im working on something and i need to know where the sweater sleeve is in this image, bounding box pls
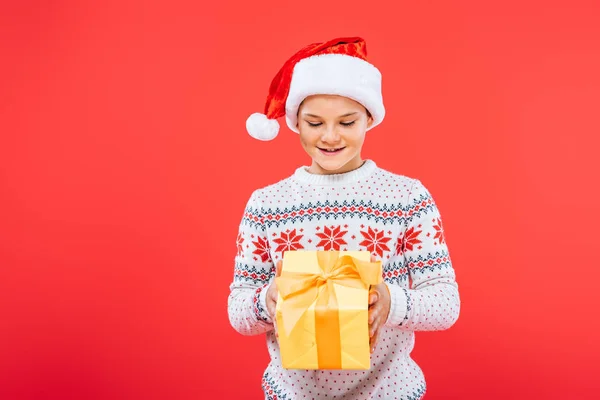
[383,179,460,331]
[227,190,276,336]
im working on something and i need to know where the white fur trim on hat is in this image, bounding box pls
[246,112,280,141]
[284,53,385,133]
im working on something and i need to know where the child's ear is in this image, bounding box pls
[367,115,374,128]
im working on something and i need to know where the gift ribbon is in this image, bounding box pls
[276,251,382,369]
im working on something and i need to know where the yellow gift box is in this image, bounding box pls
[275,250,382,370]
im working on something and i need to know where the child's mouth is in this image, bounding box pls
[318,147,345,156]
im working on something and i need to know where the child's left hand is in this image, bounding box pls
[368,254,391,353]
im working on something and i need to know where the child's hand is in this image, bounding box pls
[368,254,390,353]
[266,260,283,321]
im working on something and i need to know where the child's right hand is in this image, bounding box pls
[266,260,283,320]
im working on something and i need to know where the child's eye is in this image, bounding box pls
[307,121,322,127]
[340,121,356,127]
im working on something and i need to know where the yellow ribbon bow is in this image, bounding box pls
[276,251,382,369]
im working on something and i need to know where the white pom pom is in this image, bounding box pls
[246,113,280,141]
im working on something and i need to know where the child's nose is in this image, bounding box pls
[321,127,341,142]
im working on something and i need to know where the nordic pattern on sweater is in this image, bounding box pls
[228,160,460,400]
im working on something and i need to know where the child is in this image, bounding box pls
[228,37,460,400]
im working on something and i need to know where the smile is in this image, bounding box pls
[318,147,345,156]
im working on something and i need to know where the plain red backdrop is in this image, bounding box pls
[1,0,599,399]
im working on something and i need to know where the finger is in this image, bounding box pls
[369,301,380,323]
[369,311,380,336]
[369,292,379,305]
[370,254,377,262]
[268,296,277,318]
[370,319,382,353]
[276,260,283,277]
[369,308,378,325]
[268,291,277,312]
[370,330,380,353]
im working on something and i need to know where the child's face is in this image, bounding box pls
[297,95,373,175]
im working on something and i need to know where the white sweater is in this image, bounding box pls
[228,160,460,400]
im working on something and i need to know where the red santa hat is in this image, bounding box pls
[246,37,385,141]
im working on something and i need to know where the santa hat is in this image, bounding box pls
[246,37,385,141]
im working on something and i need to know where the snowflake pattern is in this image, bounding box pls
[316,225,348,250]
[251,235,271,262]
[403,226,423,253]
[273,228,304,254]
[433,217,445,245]
[395,235,404,257]
[358,226,391,258]
[236,232,244,256]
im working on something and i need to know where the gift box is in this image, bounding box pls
[275,250,382,370]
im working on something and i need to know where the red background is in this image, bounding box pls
[1,0,599,398]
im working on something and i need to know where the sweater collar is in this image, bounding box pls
[292,159,377,186]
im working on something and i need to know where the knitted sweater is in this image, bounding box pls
[228,160,460,400]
